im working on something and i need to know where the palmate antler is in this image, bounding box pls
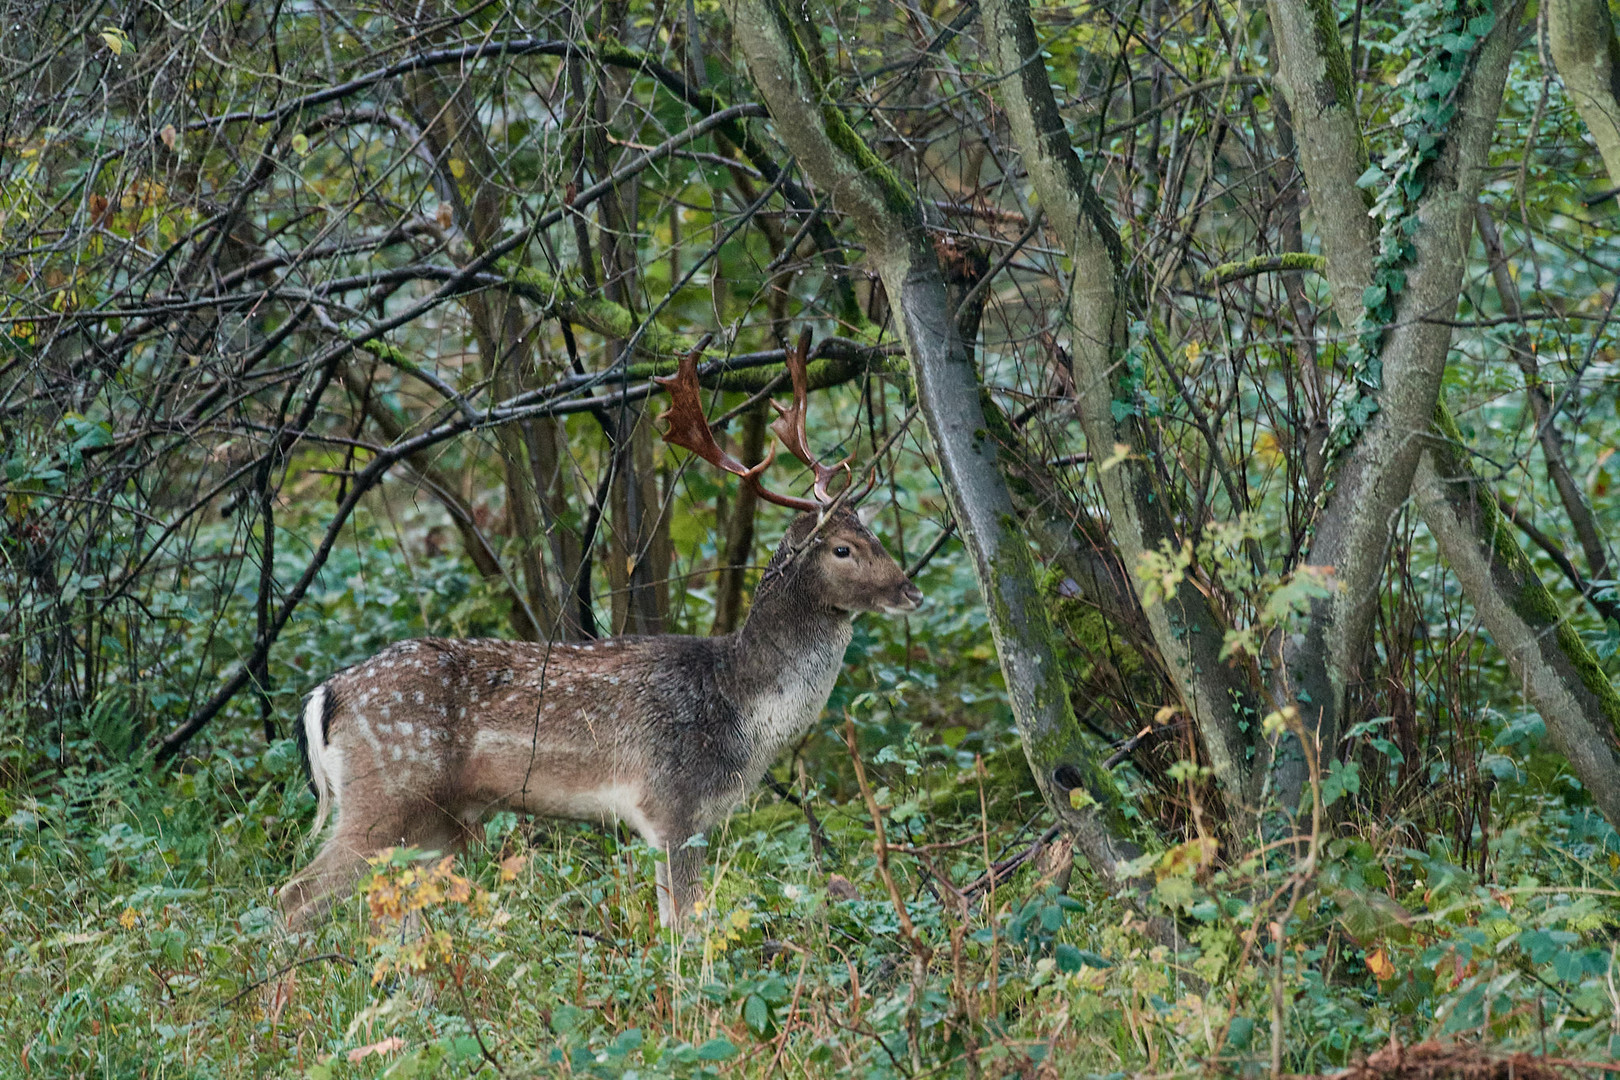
[769,327,852,505]
[655,328,855,513]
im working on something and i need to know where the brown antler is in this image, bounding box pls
[655,336,821,513]
[768,327,852,505]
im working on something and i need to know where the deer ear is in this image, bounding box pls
[857,503,883,528]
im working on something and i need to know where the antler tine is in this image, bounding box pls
[655,336,820,513]
[769,327,852,505]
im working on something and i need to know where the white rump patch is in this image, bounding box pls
[301,686,343,841]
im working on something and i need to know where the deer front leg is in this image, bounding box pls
[654,840,705,928]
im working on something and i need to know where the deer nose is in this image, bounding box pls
[892,581,924,612]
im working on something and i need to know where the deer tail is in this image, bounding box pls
[296,685,339,841]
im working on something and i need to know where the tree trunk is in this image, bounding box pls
[1257,0,1620,833]
[1264,0,1523,812]
[1414,421,1620,827]
[980,0,1263,835]
[1547,0,1620,182]
[408,67,562,639]
[712,401,768,636]
[729,0,1148,893]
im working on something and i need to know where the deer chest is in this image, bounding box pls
[737,650,844,776]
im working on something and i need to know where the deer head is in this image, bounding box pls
[655,327,920,617]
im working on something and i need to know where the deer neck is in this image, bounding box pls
[721,579,853,759]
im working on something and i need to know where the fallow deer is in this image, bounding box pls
[279,329,923,929]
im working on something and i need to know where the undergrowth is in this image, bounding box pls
[5,518,1620,1078]
[6,707,1620,1078]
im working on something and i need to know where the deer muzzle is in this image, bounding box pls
[885,581,925,614]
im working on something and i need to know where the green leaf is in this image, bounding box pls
[1369,738,1405,765]
[1154,874,1196,911]
[743,994,770,1035]
[697,1038,737,1061]
[1054,943,1111,971]
[1321,759,1361,807]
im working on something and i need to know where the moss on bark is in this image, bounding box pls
[1431,405,1620,731]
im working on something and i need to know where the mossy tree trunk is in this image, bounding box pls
[980,0,1265,836]
[729,0,1149,893]
[1414,418,1620,827]
[1262,0,1620,832]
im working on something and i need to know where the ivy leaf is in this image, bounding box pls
[1321,759,1361,807]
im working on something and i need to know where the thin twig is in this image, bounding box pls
[217,952,358,1010]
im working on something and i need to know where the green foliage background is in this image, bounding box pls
[5,0,1620,1075]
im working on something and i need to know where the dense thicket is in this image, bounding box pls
[5,0,1620,1074]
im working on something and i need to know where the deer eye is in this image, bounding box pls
[833,546,851,558]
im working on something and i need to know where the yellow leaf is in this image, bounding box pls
[1156,837,1218,881]
[499,853,527,882]
[290,133,309,156]
[159,124,177,151]
[1366,947,1395,981]
[1261,706,1298,738]
[1254,429,1283,466]
[1184,339,1202,365]
[449,158,468,180]
[118,908,138,929]
[100,28,128,56]
[1098,442,1131,473]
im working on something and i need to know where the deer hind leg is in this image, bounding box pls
[654,840,705,929]
[279,827,374,931]
[280,802,473,930]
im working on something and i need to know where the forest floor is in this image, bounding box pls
[5,727,1620,1080]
